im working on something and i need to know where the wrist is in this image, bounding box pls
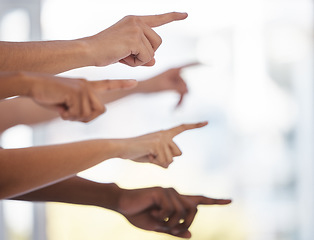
[111,138,138,160]
[74,38,94,67]
[98,183,125,212]
[135,79,156,94]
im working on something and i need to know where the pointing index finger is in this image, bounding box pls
[177,62,201,70]
[168,121,208,137]
[186,195,232,205]
[140,12,188,28]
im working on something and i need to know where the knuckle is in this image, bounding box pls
[168,187,177,194]
[128,26,142,39]
[133,25,143,35]
[125,15,138,23]
[152,186,163,196]
[155,186,163,192]
[156,131,164,138]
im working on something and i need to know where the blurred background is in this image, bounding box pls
[0,0,313,239]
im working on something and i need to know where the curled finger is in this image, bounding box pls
[168,141,182,157]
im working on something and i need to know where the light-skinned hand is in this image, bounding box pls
[84,12,188,67]
[117,121,208,168]
[25,72,137,122]
[143,62,200,107]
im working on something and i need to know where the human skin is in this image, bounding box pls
[10,176,231,239]
[0,63,194,133]
[0,71,137,123]
[0,122,208,199]
[0,12,188,74]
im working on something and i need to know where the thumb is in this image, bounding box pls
[89,79,138,91]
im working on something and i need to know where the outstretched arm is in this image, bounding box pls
[11,176,121,211]
[0,122,207,199]
[0,97,58,133]
[0,71,136,126]
[0,12,187,74]
[0,139,118,199]
[0,63,195,133]
[10,176,231,239]
[99,63,197,105]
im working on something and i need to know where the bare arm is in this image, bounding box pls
[0,40,90,74]
[0,139,118,199]
[0,122,206,199]
[0,97,58,133]
[11,176,121,211]
[0,64,193,133]
[0,71,136,133]
[0,12,187,74]
[10,176,231,239]
[0,79,156,134]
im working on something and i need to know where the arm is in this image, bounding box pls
[10,176,231,239]
[0,71,136,125]
[0,139,118,199]
[0,40,90,75]
[11,176,121,211]
[99,64,192,105]
[0,64,193,133]
[0,122,207,199]
[0,97,58,133]
[0,12,187,74]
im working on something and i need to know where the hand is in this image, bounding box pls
[116,187,232,238]
[84,12,188,67]
[118,121,208,168]
[26,72,137,122]
[143,62,200,107]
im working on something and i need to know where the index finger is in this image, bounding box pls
[140,12,188,28]
[186,195,232,205]
[167,121,208,137]
[89,79,138,91]
[177,62,201,70]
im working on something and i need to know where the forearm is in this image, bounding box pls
[0,139,121,199]
[99,79,156,104]
[0,81,149,133]
[0,72,31,100]
[10,176,123,211]
[0,97,58,133]
[0,40,91,74]
[0,79,153,133]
